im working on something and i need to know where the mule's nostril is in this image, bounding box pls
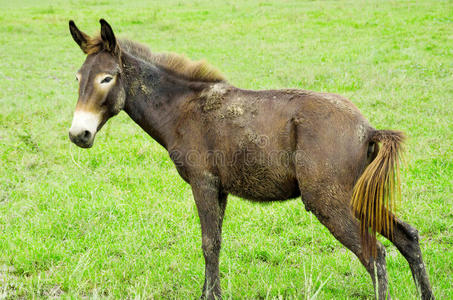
[82,130,91,140]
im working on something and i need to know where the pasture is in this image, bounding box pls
[0,0,451,298]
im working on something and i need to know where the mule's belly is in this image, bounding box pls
[228,183,301,202]
[218,159,300,201]
[225,175,300,201]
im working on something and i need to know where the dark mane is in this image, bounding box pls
[120,39,225,83]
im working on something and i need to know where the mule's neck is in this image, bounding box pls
[121,52,206,149]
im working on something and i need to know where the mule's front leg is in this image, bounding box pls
[192,175,227,300]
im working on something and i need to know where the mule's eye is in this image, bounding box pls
[101,76,113,84]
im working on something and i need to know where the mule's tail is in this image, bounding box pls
[351,130,405,257]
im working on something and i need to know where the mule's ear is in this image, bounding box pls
[69,20,91,54]
[99,19,118,54]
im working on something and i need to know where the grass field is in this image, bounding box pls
[0,0,452,298]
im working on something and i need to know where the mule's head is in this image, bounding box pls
[68,19,125,148]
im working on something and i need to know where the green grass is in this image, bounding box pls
[0,0,451,298]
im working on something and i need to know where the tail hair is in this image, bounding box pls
[351,130,405,257]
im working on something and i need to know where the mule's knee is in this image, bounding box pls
[202,237,221,258]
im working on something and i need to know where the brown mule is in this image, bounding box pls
[68,19,434,299]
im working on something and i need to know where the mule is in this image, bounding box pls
[68,19,434,299]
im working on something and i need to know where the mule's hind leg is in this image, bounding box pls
[380,216,434,299]
[300,187,390,299]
